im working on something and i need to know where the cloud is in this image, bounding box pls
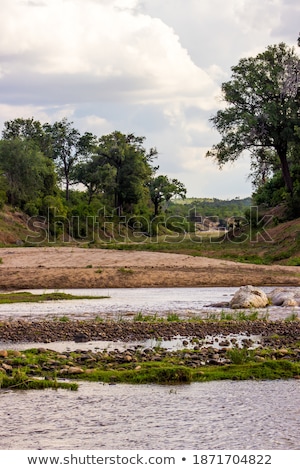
[0,0,217,107]
[1,0,297,198]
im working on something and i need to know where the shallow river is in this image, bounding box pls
[0,287,298,321]
[1,287,300,450]
[1,380,299,450]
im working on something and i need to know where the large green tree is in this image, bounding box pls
[149,174,186,216]
[44,118,96,201]
[73,155,116,205]
[97,131,157,214]
[206,43,300,196]
[2,117,52,157]
[0,139,57,209]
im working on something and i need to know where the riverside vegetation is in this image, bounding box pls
[1,315,300,390]
[0,291,109,304]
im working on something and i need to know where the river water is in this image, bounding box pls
[0,287,298,321]
[1,380,299,450]
[1,287,300,450]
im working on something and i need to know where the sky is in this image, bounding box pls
[0,0,299,199]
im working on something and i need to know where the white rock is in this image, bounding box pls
[268,287,300,307]
[229,285,269,309]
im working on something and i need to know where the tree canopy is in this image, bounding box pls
[0,118,187,232]
[207,43,300,198]
[97,131,157,214]
[149,175,187,216]
[0,138,57,211]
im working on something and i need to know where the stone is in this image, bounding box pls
[229,285,269,309]
[124,355,133,362]
[67,366,84,374]
[0,350,8,358]
[9,350,22,357]
[268,287,300,307]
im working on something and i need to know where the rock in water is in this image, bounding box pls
[268,287,300,307]
[229,285,269,309]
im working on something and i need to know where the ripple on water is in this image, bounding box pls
[0,380,299,450]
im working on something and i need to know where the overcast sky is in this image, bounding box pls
[0,0,299,199]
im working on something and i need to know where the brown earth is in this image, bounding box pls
[0,247,299,290]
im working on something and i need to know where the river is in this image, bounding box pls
[1,380,299,450]
[1,286,299,450]
[0,287,298,321]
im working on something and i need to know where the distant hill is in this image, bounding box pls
[168,197,252,220]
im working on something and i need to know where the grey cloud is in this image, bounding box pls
[140,0,251,70]
[0,69,154,107]
[271,2,300,44]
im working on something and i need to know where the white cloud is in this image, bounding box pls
[0,0,298,198]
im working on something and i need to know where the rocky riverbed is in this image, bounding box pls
[1,319,300,386]
[1,318,300,348]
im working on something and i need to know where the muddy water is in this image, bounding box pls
[1,380,299,450]
[0,287,298,321]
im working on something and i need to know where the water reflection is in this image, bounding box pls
[0,333,262,354]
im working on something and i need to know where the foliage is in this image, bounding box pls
[148,174,186,216]
[169,197,251,222]
[97,131,157,214]
[1,342,299,390]
[0,291,109,304]
[0,118,189,239]
[0,371,78,391]
[0,139,58,209]
[2,117,52,157]
[207,43,300,199]
[43,118,96,201]
[73,156,116,205]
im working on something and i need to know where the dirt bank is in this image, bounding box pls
[0,247,299,289]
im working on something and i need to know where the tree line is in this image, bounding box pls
[1,41,299,243]
[0,119,187,232]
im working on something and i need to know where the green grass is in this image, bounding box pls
[93,226,300,267]
[166,313,181,322]
[133,312,159,322]
[205,310,269,321]
[78,364,193,385]
[226,348,256,364]
[0,370,78,391]
[1,345,299,390]
[285,312,299,321]
[118,267,134,274]
[195,360,300,382]
[58,315,70,322]
[133,310,271,322]
[0,291,110,304]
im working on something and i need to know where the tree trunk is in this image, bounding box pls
[277,148,293,195]
[65,178,70,201]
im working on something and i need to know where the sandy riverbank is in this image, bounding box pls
[0,246,299,290]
